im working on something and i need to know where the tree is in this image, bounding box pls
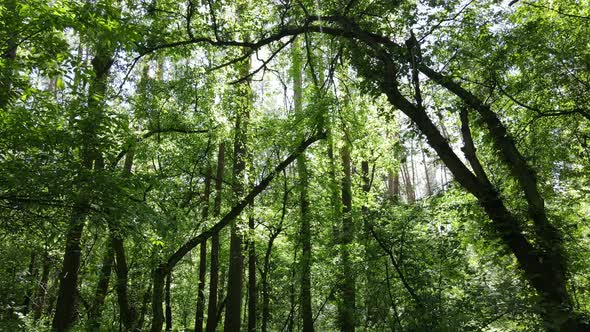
[3,1,590,331]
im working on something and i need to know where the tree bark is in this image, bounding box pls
[136,281,152,331]
[292,37,314,332]
[206,142,225,332]
[0,0,18,110]
[52,41,114,332]
[165,272,172,331]
[23,251,37,315]
[361,160,377,327]
[151,266,167,332]
[338,144,356,332]
[112,236,137,331]
[195,167,211,332]
[109,149,138,331]
[224,21,252,330]
[421,144,432,196]
[52,204,90,331]
[247,214,257,332]
[33,252,51,320]
[261,171,288,332]
[87,244,114,331]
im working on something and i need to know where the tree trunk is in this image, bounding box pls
[287,250,297,332]
[206,142,225,332]
[224,24,251,332]
[393,172,400,199]
[112,236,137,330]
[338,144,356,332]
[151,266,167,332]
[52,205,89,331]
[205,234,220,332]
[165,272,172,331]
[261,171,288,332]
[247,214,257,332]
[87,244,114,331]
[224,128,246,332]
[292,36,314,332]
[261,230,278,332]
[23,251,37,315]
[361,160,377,327]
[386,168,396,202]
[421,144,432,196]
[195,166,211,332]
[298,127,314,332]
[136,281,152,331]
[52,41,114,331]
[33,252,51,320]
[109,150,138,331]
[0,0,18,110]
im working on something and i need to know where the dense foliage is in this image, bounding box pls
[1,0,590,331]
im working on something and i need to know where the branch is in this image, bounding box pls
[459,107,491,185]
[111,127,211,169]
[230,36,295,84]
[186,0,195,40]
[164,131,326,269]
[496,84,590,122]
[368,223,424,308]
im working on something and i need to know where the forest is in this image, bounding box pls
[1,0,590,331]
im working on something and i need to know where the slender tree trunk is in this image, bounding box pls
[110,150,138,331]
[205,234,220,332]
[218,265,226,315]
[53,42,114,332]
[224,123,247,332]
[194,242,207,332]
[33,252,51,320]
[327,140,341,244]
[206,143,225,332]
[261,172,288,332]
[195,167,211,332]
[224,22,251,331]
[87,244,114,331]
[0,0,18,110]
[165,272,172,331]
[53,204,90,330]
[393,172,400,198]
[339,144,356,332]
[361,160,376,327]
[23,251,37,315]
[292,37,314,332]
[150,266,167,332]
[386,168,395,202]
[421,144,432,196]
[401,162,415,203]
[298,125,314,332]
[136,281,152,331]
[112,236,137,330]
[260,231,277,332]
[247,214,257,332]
[287,250,297,332]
